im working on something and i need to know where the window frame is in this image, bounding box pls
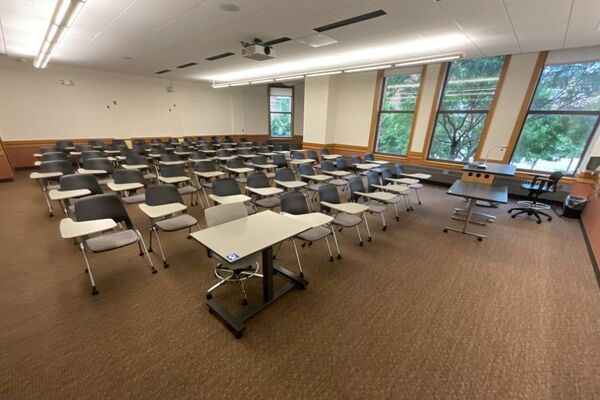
[508,60,600,176]
[268,85,294,138]
[426,56,506,164]
[373,71,422,157]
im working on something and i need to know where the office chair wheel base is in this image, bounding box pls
[151,267,157,274]
[477,237,483,242]
[206,293,213,300]
[91,286,99,295]
[443,229,448,233]
[359,241,363,246]
[163,262,170,268]
[329,256,334,262]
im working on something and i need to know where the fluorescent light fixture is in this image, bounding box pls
[344,64,391,73]
[394,54,462,67]
[275,75,305,81]
[229,82,250,86]
[250,79,274,85]
[305,70,342,77]
[212,83,230,88]
[33,0,87,69]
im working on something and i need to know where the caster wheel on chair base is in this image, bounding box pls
[477,237,483,242]
[206,293,213,300]
[147,248,153,253]
[151,267,157,274]
[241,299,248,306]
[337,254,342,260]
[163,262,170,268]
[48,212,54,217]
[382,226,387,231]
[536,220,542,224]
[359,241,363,246]
[329,256,334,262]
[139,252,144,256]
[395,217,399,221]
[91,286,99,295]
[368,237,372,242]
[548,217,552,222]
[234,332,243,339]
[443,229,448,233]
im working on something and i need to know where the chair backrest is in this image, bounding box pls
[320,148,330,155]
[272,154,287,168]
[190,151,207,160]
[160,164,186,177]
[366,172,381,192]
[75,194,133,229]
[88,140,105,148]
[247,172,269,188]
[273,144,283,151]
[150,146,167,155]
[40,160,75,175]
[194,161,217,172]
[336,157,350,171]
[205,202,248,228]
[132,138,146,145]
[145,184,182,206]
[319,184,341,205]
[41,152,69,162]
[290,143,301,150]
[252,155,267,165]
[347,176,365,202]
[59,174,103,195]
[226,157,244,168]
[320,160,335,171]
[84,158,114,173]
[280,191,309,215]
[113,169,145,185]
[381,167,393,181]
[112,139,126,146]
[81,150,105,161]
[258,146,270,153]
[160,153,180,162]
[212,178,241,196]
[394,163,405,176]
[275,168,295,182]
[364,153,374,161]
[56,140,74,150]
[75,144,92,152]
[132,144,147,154]
[291,151,305,160]
[306,150,318,161]
[352,155,362,164]
[126,154,149,166]
[298,164,315,177]
[216,149,231,157]
[238,148,253,155]
[532,171,564,194]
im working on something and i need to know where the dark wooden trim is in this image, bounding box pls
[579,219,600,290]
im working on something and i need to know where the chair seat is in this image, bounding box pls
[256,197,281,208]
[409,183,423,189]
[367,202,387,213]
[155,214,198,231]
[298,226,331,242]
[121,193,145,204]
[332,213,361,227]
[85,230,139,252]
[215,253,261,272]
[329,179,348,186]
[177,185,197,195]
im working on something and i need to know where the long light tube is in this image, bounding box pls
[33,0,87,69]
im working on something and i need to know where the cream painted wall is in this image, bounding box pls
[478,53,540,161]
[303,76,333,144]
[330,71,377,147]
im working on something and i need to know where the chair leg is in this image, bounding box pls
[355,225,363,246]
[136,230,157,274]
[363,212,372,242]
[379,212,386,231]
[40,182,54,217]
[152,227,169,268]
[291,238,304,277]
[202,186,210,206]
[331,226,341,259]
[148,226,153,252]
[79,243,98,295]
[324,236,334,262]
[393,203,400,221]
[414,188,422,205]
[206,279,227,298]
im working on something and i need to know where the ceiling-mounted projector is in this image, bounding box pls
[241,39,276,61]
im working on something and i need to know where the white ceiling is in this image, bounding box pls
[0,0,599,83]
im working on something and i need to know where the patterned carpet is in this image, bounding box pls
[0,170,598,399]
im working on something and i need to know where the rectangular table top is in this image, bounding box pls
[447,180,508,204]
[190,210,311,261]
[463,162,516,177]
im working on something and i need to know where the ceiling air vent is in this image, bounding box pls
[205,52,235,61]
[177,62,198,69]
[264,36,292,46]
[313,10,387,33]
[155,69,171,74]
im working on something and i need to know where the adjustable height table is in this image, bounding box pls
[190,211,311,337]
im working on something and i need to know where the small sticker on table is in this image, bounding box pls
[226,253,240,262]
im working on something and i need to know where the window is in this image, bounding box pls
[428,56,505,162]
[269,86,293,138]
[510,60,600,174]
[374,72,421,156]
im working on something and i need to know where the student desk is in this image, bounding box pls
[443,180,508,241]
[191,210,311,337]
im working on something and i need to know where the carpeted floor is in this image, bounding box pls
[0,170,598,399]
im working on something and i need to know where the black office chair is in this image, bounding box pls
[74,194,156,295]
[508,171,564,224]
